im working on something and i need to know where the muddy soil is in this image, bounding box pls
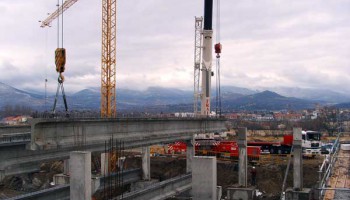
[150,156,322,200]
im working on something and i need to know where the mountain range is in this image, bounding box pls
[1,81,350,113]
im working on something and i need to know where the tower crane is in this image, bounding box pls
[40,0,79,28]
[40,0,117,118]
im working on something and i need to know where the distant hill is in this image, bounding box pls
[267,87,350,104]
[221,90,315,111]
[0,82,45,109]
[335,102,350,109]
[0,82,335,113]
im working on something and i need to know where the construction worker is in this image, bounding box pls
[250,166,257,186]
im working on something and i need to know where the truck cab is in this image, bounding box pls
[302,130,322,156]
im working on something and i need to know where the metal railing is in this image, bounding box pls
[0,132,31,145]
[317,132,342,198]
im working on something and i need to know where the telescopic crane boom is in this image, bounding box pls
[201,0,214,116]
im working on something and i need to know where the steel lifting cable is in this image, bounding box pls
[57,0,59,48]
[61,0,64,48]
[215,0,222,117]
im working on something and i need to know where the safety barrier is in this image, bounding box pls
[317,132,341,198]
[0,132,30,145]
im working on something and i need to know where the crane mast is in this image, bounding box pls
[101,0,117,118]
[193,17,203,116]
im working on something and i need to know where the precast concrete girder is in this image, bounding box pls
[30,118,226,150]
[117,174,192,200]
[1,118,226,177]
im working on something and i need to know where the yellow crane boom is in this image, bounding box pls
[40,0,79,28]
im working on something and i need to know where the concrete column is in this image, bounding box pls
[192,156,217,200]
[186,136,195,173]
[101,152,109,176]
[293,128,303,191]
[70,151,91,200]
[142,146,151,180]
[63,159,69,175]
[238,127,247,187]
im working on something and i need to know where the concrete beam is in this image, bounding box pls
[238,127,247,187]
[119,174,192,200]
[7,185,70,200]
[1,118,226,177]
[293,127,303,191]
[0,134,195,176]
[29,118,226,150]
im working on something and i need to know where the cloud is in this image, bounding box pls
[0,0,349,95]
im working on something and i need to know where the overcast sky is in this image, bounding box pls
[0,0,349,94]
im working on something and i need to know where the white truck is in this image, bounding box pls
[302,130,322,156]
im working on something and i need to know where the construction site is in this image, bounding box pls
[0,0,350,200]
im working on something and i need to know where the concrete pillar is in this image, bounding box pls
[192,156,217,200]
[70,151,91,200]
[238,127,248,187]
[293,128,303,190]
[142,146,151,180]
[101,152,109,176]
[63,159,70,175]
[186,136,195,173]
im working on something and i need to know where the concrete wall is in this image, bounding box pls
[30,118,226,150]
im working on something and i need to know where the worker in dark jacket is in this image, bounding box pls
[250,166,257,186]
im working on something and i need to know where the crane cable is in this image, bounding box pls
[57,0,60,48]
[61,0,64,48]
[215,0,222,117]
